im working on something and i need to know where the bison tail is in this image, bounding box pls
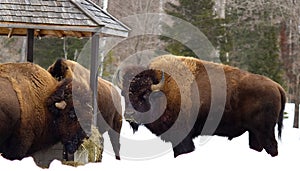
[277,86,286,140]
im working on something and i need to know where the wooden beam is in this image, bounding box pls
[0,28,27,36]
[90,32,99,127]
[72,31,83,38]
[54,30,64,38]
[26,29,34,62]
[0,22,101,34]
[0,28,93,37]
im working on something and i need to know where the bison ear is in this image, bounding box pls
[47,66,53,72]
[151,70,165,92]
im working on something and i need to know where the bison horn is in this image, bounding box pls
[55,101,67,110]
[151,70,165,92]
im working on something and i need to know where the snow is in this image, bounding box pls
[1,103,299,171]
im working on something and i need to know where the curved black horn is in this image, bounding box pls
[151,70,165,92]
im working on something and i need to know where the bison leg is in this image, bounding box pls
[0,121,13,146]
[1,133,33,160]
[172,136,195,158]
[249,132,263,152]
[251,127,278,157]
[108,114,122,160]
[108,130,121,160]
[259,131,278,157]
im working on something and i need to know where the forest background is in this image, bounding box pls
[0,0,299,127]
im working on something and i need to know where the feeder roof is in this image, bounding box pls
[0,0,130,38]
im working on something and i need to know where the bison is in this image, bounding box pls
[0,62,90,160]
[116,54,286,157]
[47,59,123,160]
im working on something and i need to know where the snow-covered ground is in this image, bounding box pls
[1,103,299,171]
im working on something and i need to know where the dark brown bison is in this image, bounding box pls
[116,55,286,157]
[47,59,123,160]
[0,62,90,160]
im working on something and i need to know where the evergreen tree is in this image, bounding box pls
[33,37,88,69]
[163,0,226,60]
[164,0,284,85]
[225,0,284,85]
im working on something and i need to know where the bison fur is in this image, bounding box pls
[48,59,123,160]
[0,62,88,160]
[117,55,286,158]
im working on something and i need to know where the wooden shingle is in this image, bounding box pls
[0,0,129,37]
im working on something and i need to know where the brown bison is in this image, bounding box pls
[0,62,91,160]
[116,55,286,157]
[47,59,123,160]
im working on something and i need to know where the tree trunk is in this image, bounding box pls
[279,21,299,128]
[63,38,68,59]
[294,83,299,128]
[294,103,299,128]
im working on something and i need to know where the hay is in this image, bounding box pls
[73,125,103,164]
[61,161,84,167]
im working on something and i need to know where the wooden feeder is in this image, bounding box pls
[0,0,129,168]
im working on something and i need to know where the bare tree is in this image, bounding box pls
[277,0,300,128]
[226,0,300,128]
[97,0,168,80]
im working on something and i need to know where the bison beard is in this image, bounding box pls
[117,55,286,158]
[47,79,89,155]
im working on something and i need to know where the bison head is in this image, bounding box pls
[47,78,92,154]
[47,58,90,88]
[116,66,167,132]
[47,58,74,81]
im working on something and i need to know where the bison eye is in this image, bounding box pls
[143,94,148,100]
[68,109,77,120]
[70,113,76,119]
[129,91,134,96]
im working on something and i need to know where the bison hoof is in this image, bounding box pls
[270,152,278,157]
[267,149,278,157]
[249,143,263,152]
[173,141,195,158]
[174,147,194,158]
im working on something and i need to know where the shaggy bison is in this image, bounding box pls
[0,62,90,160]
[48,59,122,160]
[116,55,286,157]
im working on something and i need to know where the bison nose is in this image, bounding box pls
[124,109,136,121]
[124,110,134,119]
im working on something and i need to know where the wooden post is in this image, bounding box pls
[90,32,99,127]
[26,29,34,62]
